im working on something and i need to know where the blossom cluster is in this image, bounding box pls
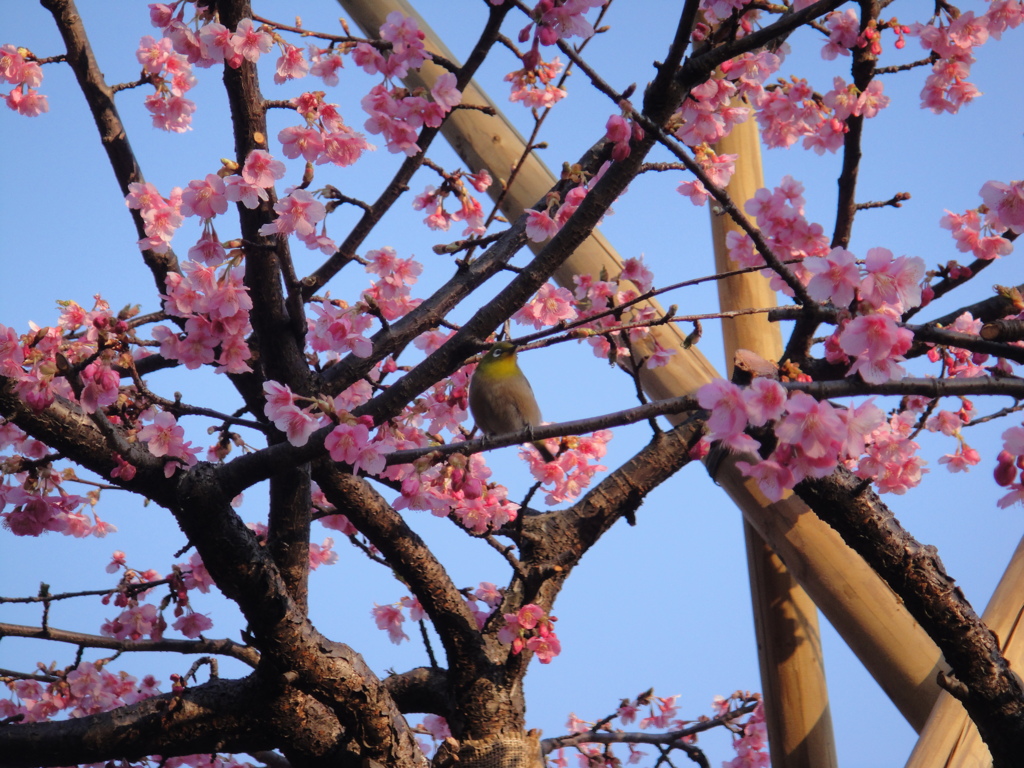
[1,659,247,768]
[155,260,254,374]
[554,691,766,768]
[498,603,561,663]
[0,661,161,723]
[995,423,1024,509]
[497,0,604,108]
[146,4,460,160]
[511,254,675,370]
[412,169,492,236]
[262,380,394,476]
[1,301,146,537]
[373,585,560,665]
[524,430,612,506]
[907,4,1023,114]
[0,425,107,535]
[505,55,567,109]
[98,548,213,643]
[372,582,504,645]
[362,246,425,321]
[279,90,374,175]
[698,351,1003,502]
[125,148,287,255]
[394,451,521,534]
[136,34,198,132]
[0,43,48,116]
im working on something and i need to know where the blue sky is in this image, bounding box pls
[2,2,1023,766]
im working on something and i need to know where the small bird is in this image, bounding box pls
[469,341,556,462]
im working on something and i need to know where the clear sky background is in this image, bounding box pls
[2,2,1023,766]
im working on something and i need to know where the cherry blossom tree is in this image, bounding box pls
[1,1,1023,767]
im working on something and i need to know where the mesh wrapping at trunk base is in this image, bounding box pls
[433,731,544,768]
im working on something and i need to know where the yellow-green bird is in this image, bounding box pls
[469,341,556,462]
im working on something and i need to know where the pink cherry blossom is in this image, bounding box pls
[821,9,860,59]
[839,311,914,383]
[143,92,195,133]
[308,538,339,569]
[352,42,386,75]
[379,11,431,76]
[513,283,577,328]
[224,176,267,209]
[422,714,451,740]
[363,247,423,321]
[742,378,787,426]
[79,361,120,413]
[1,44,29,84]
[198,22,235,64]
[775,392,844,459]
[258,189,326,237]
[620,256,654,293]
[180,174,228,219]
[310,46,345,85]
[325,421,372,465]
[172,611,214,638]
[241,149,286,187]
[279,125,325,162]
[939,444,981,473]
[318,123,373,167]
[525,209,559,242]
[138,411,187,458]
[736,459,795,503]
[677,179,710,205]
[804,246,860,306]
[526,632,562,664]
[859,248,924,313]
[181,552,215,593]
[697,379,748,442]
[431,72,462,110]
[274,44,308,83]
[188,228,227,266]
[231,19,273,64]
[980,179,1024,234]
[372,603,409,644]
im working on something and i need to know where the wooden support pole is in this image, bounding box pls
[710,119,836,768]
[337,0,944,732]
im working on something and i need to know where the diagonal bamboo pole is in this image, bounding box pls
[338,0,944,732]
[710,118,836,768]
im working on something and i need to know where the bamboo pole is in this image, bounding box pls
[337,0,945,731]
[710,120,836,768]
[904,534,1024,768]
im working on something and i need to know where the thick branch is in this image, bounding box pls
[310,463,483,670]
[796,468,1024,765]
[516,418,704,614]
[912,278,1024,329]
[172,463,424,766]
[0,377,174,505]
[0,675,282,767]
[383,666,452,716]
[676,0,848,87]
